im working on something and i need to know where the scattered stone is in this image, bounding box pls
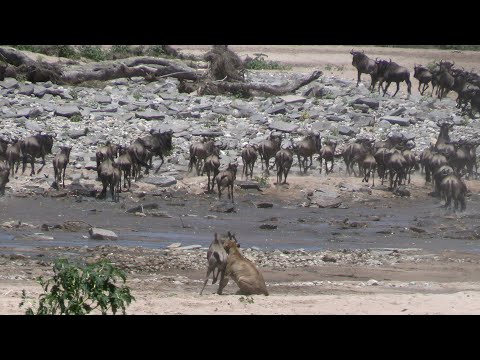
[380,116,411,126]
[88,228,118,240]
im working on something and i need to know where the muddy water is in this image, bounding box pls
[1,179,480,255]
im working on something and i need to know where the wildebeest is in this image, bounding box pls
[217,237,269,296]
[215,162,238,202]
[361,153,377,186]
[52,146,72,189]
[95,141,120,179]
[241,144,258,179]
[440,174,467,212]
[435,60,455,100]
[0,162,9,195]
[275,148,294,185]
[376,59,412,97]
[115,145,136,190]
[203,152,221,193]
[5,139,23,177]
[199,232,232,295]
[189,138,218,176]
[21,133,56,176]
[0,136,10,161]
[413,64,433,95]
[257,132,282,175]
[139,129,174,174]
[318,139,337,175]
[350,49,380,90]
[343,138,374,177]
[97,158,121,202]
[295,132,321,173]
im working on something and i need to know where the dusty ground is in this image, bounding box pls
[2,45,480,315]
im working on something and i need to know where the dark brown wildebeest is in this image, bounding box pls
[376,59,412,97]
[295,132,321,173]
[440,174,467,212]
[215,162,238,203]
[5,139,23,177]
[350,49,380,91]
[0,162,9,195]
[52,145,72,189]
[241,144,258,179]
[258,133,282,175]
[275,148,294,185]
[21,133,56,176]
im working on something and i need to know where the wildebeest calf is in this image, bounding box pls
[0,163,10,195]
[199,232,231,295]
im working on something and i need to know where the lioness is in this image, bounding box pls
[217,238,269,296]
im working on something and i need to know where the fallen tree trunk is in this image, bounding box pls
[198,70,323,96]
[0,46,323,97]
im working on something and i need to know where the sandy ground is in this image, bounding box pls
[3,45,480,315]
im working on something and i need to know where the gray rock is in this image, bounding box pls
[266,104,287,115]
[135,111,165,121]
[393,186,410,197]
[387,107,406,116]
[33,86,47,97]
[377,119,392,129]
[95,94,112,104]
[89,227,118,240]
[352,103,370,113]
[55,105,81,118]
[25,120,45,132]
[69,128,89,139]
[353,98,380,110]
[338,126,359,137]
[279,95,307,104]
[142,176,177,187]
[212,107,234,116]
[326,115,346,122]
[380,116,411,126]
[269,120,299,133]
[0,78,19,89]
[351,114,375,127]
[250,114,268,124]
[18,84,34,95]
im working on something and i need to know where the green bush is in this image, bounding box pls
[78,45,106,61]
[245,53,290,70]
[20,258,135,315]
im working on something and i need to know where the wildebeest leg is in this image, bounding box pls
[154,155,164,174]
[392,82,400,97]
[356,71,361,87]
[329,158,334,173]
[62,165,67,188]
[265,157,270,175]
[230,183,234,203]
[372,168,375,187]
[383,81,391,97]
[217,271,229,295]
[200,268,213,295]
[297,154,302,172]
[283,167,291,185]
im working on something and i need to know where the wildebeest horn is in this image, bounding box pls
[362,50,364,54]
[53,132,57,138]
[350,49,354,54]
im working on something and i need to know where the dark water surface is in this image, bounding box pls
[1,190,480,255]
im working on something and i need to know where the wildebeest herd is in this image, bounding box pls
[350,49,480,117]
[0,49,478,215]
